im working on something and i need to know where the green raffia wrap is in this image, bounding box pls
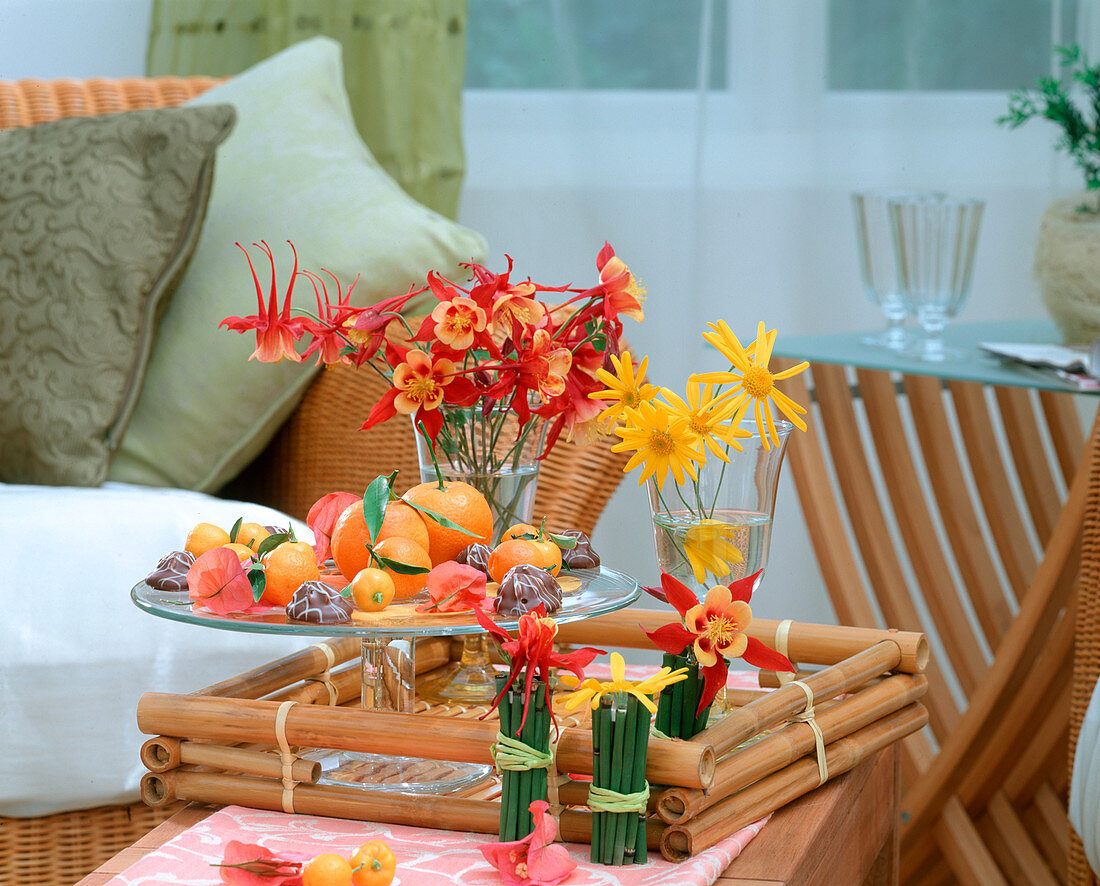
[494,674,551,841]
[590,693,651,865]
[654,650,711,739]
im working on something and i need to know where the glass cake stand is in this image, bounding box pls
[132,566,639,794]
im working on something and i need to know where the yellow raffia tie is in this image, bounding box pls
[546,728,569,827]
[649,724,673,741]
[788,680,828,786]
[274,700,298,813]
[490,732,554,774]
[305,642,338,705]
[774,619,798,685]
[588,782,651,814]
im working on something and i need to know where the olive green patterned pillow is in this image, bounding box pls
[0,104,236,486]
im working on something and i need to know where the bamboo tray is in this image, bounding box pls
[137,611,928,862]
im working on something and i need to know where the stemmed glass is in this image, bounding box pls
[851,190,944,350]
[889,195,985,362]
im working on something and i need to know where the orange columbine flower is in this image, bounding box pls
[596,242,645,322]
[491,281,547,332]
[220,241,306,363]
[519,329,572,402]
[430,295,487,351]
[391,350,455,414]
[684,584,753,667]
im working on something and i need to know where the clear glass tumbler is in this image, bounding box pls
[851,190,945,350]
[889,195,985,362]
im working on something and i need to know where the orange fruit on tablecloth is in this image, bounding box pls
[262,540,321,606]
[330,499,430,580]
[350,567,396,611]
[372,536,431,600]
[184,522,230,557]
[232,521,270,552]
[302,852,354,886]
[221,542,255,564]
[402,481,493,565]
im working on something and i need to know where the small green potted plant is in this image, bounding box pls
[999,44,1100,343]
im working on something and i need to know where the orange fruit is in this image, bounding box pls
[185,522,230,557]
[350,568,396,612]
[262,541,321,606]
[233,521,270,552]
[350,841,397,886]
[302,852,353,886]
[330,501,373,581]
[372,536,431,600]
[221,542,255,564]
[487,537,561,583]
[402,481,493,566]
[501,522,539,542]
[331,499,431,581]
[376,500,429,552]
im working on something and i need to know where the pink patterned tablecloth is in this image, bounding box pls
[106,805,769,886]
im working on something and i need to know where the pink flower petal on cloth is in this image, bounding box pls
[477,802,577,886]
[217,840,304,886]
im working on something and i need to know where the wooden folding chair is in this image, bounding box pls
[773,356,1096,886]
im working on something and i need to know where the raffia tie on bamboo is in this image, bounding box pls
[304,642,338,706]
[775,619,828,786]
[546,728,569,823]
[492,729,567,838]
[274,701,299,813]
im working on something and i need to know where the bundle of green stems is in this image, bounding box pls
[495,674,550,841]
[654,651,710,739]
[591,692,650,865]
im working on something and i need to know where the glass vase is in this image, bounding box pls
[647,417,792,715]
[413,404,548,704]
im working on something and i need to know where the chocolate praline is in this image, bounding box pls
[146,551,195,591]
[286,580,354,624]
[456,542,492,577]
[559,530,600,569]
[495,563,562,617]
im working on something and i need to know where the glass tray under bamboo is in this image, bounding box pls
[133,566,639,793]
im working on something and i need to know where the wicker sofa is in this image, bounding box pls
[0,75,629,886]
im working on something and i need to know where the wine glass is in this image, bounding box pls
[851,190,944,350]
[889,195,985,362]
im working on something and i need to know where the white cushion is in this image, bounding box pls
[0,482,316,816]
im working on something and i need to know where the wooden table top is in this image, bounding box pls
[77,746,896,886]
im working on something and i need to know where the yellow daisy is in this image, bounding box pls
[691,320,808,449]
[684,519,744,584]
[612,400,704,489]
[660,382,751,463]
[590,353,657,427]
[559,652,688,714]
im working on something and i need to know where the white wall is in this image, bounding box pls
[1,0,1073,629]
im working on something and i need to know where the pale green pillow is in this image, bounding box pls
[108,36,487,493]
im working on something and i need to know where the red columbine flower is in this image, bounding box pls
[475,606,602,734]
[298,269,361,366]
[361,347,478,440]
[344,288,423,365]
[517,329,572,402]
[491,280,547,334]
[220,241,307,363]
[644,571,793,714]
[594,241,645,322]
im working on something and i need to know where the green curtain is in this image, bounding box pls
[147,0,468,219]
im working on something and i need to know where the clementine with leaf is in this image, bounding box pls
[372,536,431,600]
[402,481,492,566]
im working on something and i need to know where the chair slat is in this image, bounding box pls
[996,387,1063,545]
[857,369,986,694]
[904,374,1012,652]
[948,380,1037,607]
[774,361,880,628]
[986,792,1062,886]
[1039,390,1085,487]
[814,363,959,738]
[936,797,1011,886]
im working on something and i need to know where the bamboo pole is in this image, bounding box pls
[140,737,321,783]
[137,692,715,789]
[657,673,927,824]
[140,768,665,849]
[195,638,360,699]
[660,703,927,861]
[690,640,904,757]
[555,611,927,673]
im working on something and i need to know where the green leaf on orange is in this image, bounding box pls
[256,532,289,558]
[229,517,243,544]
[248,566,266,602]
[362,475,390,543]
[376,555,431,575]
[402,498,479,537]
